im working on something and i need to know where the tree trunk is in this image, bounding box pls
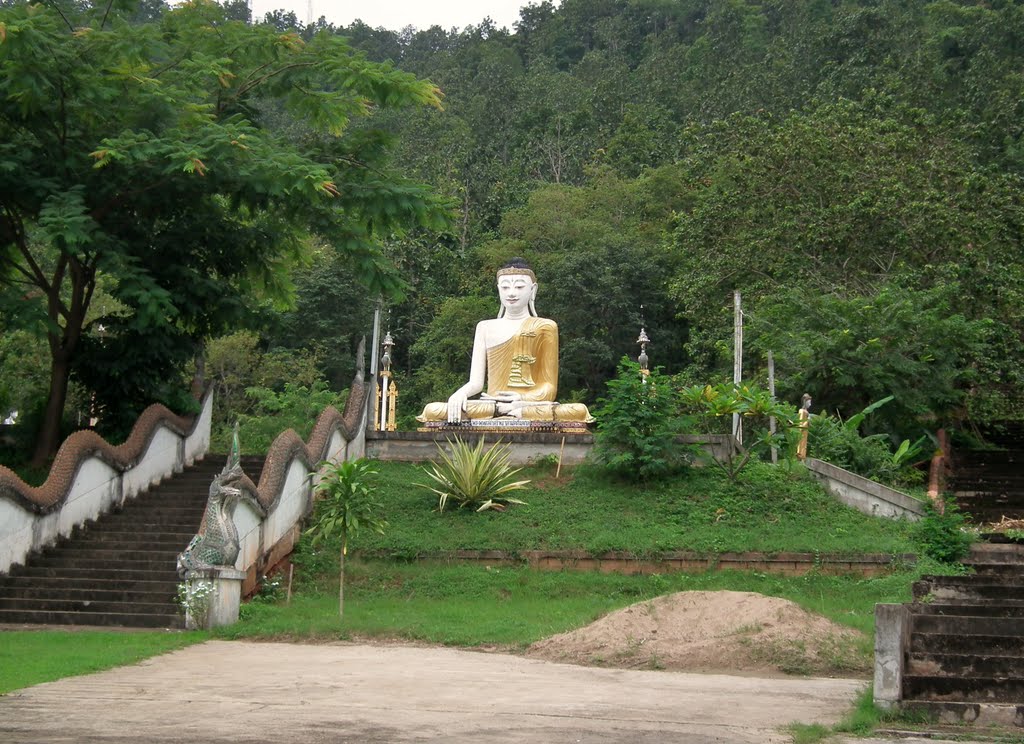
[30,350,72,468]
[338,536,346,619]
[31,270,89,468]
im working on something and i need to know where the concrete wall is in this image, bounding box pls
[367,431,594,465]
[226,379,370,595]
[805,458,925,521]
[0,393,213,575]
[874,603,911,709]
[366,431,735,466]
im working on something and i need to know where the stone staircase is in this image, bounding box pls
[894,422,1024,724]
[902,543,1024,723]
[951,422,1024,526]
[0,454,264,629]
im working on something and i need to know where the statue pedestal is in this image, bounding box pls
[418,419,590,434]
[181,567,247,630]
[369,429,593,465]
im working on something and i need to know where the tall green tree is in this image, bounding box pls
[485,167,689,398]
[668,100,1024,423]
[0,1,447,463]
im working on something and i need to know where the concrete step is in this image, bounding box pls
[0,596,177,615]
[952,483,1024,493]
[903,674,1024,703]
[899,701,1024,728]
[952,459,1024,470]
[97,517,203,532]
[76,519,199,534]
[952,481,1024,493]
[113,505,208,518]
[910,614,1024,637]
[953,494,1024,506]
[56,535,193,550]
[954,492,1024,505]
[25,556,178,573]
[30,548,181,564]
[907,652,1024,678]
[969,542,1024,561]
[911,602,1024,618]
[0,575,178,593]
[966,564,1024,579]
[953,449,1024,464]
[0,585,175,603]
[910,632,1024,656]
[116,495,208,505]
[3,566,178,582]
[0,608,183,629]
[913,577,1024,603]
[957,508,1024,524]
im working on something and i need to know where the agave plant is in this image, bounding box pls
[419,437,530,512]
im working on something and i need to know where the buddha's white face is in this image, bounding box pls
[497,273,536,313]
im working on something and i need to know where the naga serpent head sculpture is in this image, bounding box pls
[176,458,251,576]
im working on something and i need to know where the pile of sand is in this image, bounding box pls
[526,590,868,677]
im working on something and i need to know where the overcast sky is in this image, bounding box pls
[248,1,555,32]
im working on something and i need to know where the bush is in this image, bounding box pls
[914,501,974,564]
[808,414,931,488]
[808,414,900,483]
[213,381,347,453]
[593,358,691,482]
[206,330,325,433]
[680,381,798,482]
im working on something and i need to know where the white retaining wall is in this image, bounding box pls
[0,393,213,575]
[229,390,369,589]
[805,457,926,521]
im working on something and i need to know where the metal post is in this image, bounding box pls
[370,298,382,377]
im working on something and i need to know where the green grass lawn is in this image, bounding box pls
[0,630,206,694]
[2,457,932,694]
[222,561,916,646]
[344,459,919,556]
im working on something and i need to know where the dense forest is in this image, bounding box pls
[313,0,1024,435]
[2,0,1022,457]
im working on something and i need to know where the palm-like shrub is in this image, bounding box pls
[419,438,529,512]
[306,459,387,618]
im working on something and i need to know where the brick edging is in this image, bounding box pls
[354,549,916,577]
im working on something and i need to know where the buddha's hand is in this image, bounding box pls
[483,391,524,418]
[446,391,469,423]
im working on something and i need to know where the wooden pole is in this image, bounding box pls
[286,564,294,605]
[768,350,777,465]
[556,436,566,479]
[733,290,743,446]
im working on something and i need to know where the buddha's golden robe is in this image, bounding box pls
[417,317,593,423]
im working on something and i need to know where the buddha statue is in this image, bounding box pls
[416,259,594,425]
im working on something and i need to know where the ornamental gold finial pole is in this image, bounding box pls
[378,331,396,432]
[637,305,650,378]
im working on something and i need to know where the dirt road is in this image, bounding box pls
[0,640,871,743]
